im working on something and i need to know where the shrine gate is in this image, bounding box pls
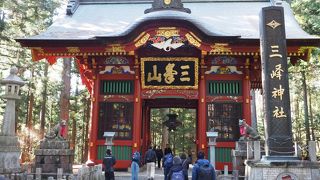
[17,0,319,170]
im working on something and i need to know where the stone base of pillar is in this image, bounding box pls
[245,159,320,180]
[0,136,21,174]
[34,139,74,175]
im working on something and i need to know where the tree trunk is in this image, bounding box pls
[294,96,301,143]
[250,90,258,130]
[83,96,90,163]
[40,63,49,139]
[71,79,79,150]
[26,68,34,130]
[59,58,71,138]
[301,71,310,144]
[308,88,315,141]
[161,108,169,149]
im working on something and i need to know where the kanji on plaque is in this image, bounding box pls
[272,85,284,100]
[163,63,178,84]
[147,65,162,82]
[270,64,284,80]
[141,57,198,89]
[269,45,283,58]
[273,106,287,118]
[180,65,191,82]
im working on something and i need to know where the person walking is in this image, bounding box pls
[163,151,173,180]
[131,151,141,180]
[145,146,157,180]
[192,151,216,180]
[164,144,172,155]
[156,146,164,168]
[167,156,188,180]
[102,149,116,180]
[180,153,191,176]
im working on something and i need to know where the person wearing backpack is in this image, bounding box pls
[131,151,140,180]
[102,149,116,180]
[167,156,188,180]
[163,151,173,180]
[145,146,157,180]
[192,151,216,180]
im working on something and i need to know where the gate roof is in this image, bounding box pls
[17,0,319,45]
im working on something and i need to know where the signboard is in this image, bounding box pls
[260,6,294,156]
[141,57,198,89]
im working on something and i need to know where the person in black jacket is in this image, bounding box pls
[164,144,172,155]
[103,149,116,180]
[180,153,191,175]
[167,156,188,180]
[156,146,164,168]
[145,146,157,180]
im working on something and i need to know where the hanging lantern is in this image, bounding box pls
[163,113,182,131]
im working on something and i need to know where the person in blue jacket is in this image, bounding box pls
[191,151,216,180]
[131,151,140,180]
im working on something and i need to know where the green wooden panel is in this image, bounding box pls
[208,81,242,96]
[121,82,124,93]
[100,81,134,95]
[235,82,239,94]
[215,147,232,163]
[126,82,129,94]
[107,81,111,93]
[97,145,132,160]
[232,83,235,94]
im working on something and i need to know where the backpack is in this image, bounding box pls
[132,151,140,162]
[181,159,189,170]
[164,154,173,168]
[171,169,184,180]
[198,162,213,179]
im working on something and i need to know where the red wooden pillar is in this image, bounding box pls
[88,73,99,163]
[243,58,251,125]
[133,56,142,153]
[198,54,207,154]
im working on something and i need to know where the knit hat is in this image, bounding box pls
[173,156,182,165]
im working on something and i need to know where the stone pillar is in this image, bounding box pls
[308,141,317,162]
[253,141,261,161]
[244,6,320,180]
[0,67,25,174]
[247,141,253,159]
[260,5,294,158]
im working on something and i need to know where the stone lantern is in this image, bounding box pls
[103,131,116,150]
[1,67,25,136]
[0,66,25,174]
[206,131,218,166]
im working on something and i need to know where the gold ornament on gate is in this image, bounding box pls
[164,0,171,5]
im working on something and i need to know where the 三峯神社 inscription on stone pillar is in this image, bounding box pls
[260,6,294,156]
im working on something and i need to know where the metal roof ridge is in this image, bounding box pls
[78,0,270,3]
[77,0,270,4]
[66,0,272,15]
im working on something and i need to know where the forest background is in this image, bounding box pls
[0,0,319,164]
